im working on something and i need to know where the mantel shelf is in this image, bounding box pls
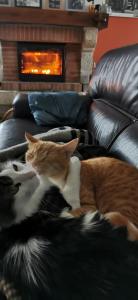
[0,7,108,29]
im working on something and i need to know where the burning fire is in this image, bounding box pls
[20,51,62,75]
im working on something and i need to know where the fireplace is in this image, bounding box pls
[0,22,98,92]
[18,42,65,82]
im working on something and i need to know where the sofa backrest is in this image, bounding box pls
[88,44,138,167]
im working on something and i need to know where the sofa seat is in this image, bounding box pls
[0,118,51,150]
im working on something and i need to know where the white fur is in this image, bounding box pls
[1,160,26,171]
[42,156,81,210]
[0,158,80,222]
[62,156,81,209]
[5,238,49,286]
[14,180,51,223]
[0,160,53,223]
[82,211,99,231]
[13,172,52,223]
[60,209,74,219]
[0,160,35,184]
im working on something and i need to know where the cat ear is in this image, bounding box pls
[63,138,79,158]
[25,132,39,144]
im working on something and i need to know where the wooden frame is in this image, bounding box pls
[0,7,109,29]
[15,0,41,8]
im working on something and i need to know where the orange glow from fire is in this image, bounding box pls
[21,51,62,75]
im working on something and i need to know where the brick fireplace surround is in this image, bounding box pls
[0,8,108,114]
[1,24,84,92]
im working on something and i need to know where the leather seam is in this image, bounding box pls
[107,122,134,151]
[94,99,138,122]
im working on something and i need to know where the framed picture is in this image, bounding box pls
[48,0,60,8]
[15,0,41,8]
[66,0,85,11]
[43,0,64,9]
[104,0,137,17]
[0,0,13,6]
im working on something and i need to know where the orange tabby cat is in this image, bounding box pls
[25,133,138,241]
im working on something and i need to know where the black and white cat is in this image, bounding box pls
[0,160,71,227]
[0,160,138,300]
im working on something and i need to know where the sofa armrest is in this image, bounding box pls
[1,108,14,122]
[12,93,34,119]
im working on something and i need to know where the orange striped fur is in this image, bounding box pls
[25,133,138,240]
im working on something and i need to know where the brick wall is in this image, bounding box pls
[2,41,18,81]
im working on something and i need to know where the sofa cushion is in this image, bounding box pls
[109,122,138,167]
[89,44,138,119]
[88,99,132,148]
[28,92,91,128]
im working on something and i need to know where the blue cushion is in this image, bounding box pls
[28,92,91,128]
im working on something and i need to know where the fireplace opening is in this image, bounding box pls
[18,42,65,82]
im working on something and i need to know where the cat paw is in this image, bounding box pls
[60,209,74,219]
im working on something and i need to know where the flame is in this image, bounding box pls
[20,50,62,75]
[42,69,51,74]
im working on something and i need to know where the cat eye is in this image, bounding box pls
[13,164,18,171]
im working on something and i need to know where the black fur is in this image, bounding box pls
[0,176,16,227]
[0,175,70,227]
[0,210,138,299]
[0,176,138,300]
[40,186,71,214]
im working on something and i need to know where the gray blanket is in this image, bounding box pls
[0,127,93,162]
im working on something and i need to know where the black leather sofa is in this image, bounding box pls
[0,43,138,167]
